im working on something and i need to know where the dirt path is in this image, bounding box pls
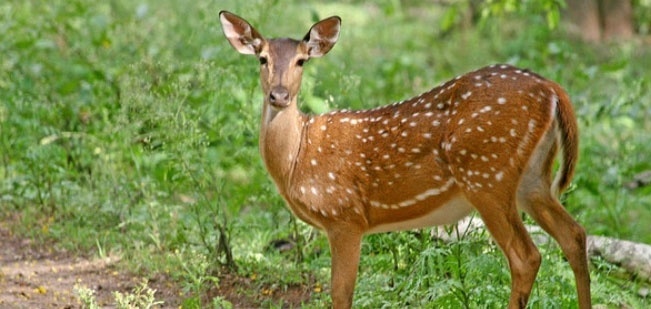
[0,222,180,308]
[0,215,315,308]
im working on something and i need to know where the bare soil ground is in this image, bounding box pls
[0,220,181,308]
[0,217,312,308]
[208,270,313,308]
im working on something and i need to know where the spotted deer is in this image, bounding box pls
[219,11,591,309]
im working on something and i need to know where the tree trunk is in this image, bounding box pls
[565,0,602,42]
[564,0,635,42]
[600,0,634,41]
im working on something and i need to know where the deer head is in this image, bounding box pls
[220,11,341,109]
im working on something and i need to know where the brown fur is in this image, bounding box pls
[220,11,591,309]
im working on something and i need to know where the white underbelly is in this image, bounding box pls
[366,195,475,234]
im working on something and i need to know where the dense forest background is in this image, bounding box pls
[1,0,651,307]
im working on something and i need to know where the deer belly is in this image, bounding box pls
[366,195,474,234]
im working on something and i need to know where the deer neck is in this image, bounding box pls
[259,101,305,193]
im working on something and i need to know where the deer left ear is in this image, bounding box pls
[303,16,341,58]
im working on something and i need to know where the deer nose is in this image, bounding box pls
[269,86,290,108]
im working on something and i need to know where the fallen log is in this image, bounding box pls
[587,235,651,282]
[624,170,651,190]
[432,217,651,283]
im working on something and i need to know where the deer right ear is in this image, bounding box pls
[219,11,265,55]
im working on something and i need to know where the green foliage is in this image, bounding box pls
[634,0,651,35]
[75,284,100,309]
[440,0,565,33]
[74,280,163,309]
[113,279,164,309]
[2,0,651,308]
[479,0,566,29]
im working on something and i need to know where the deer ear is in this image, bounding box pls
[303,16,341,58]
[219,11,265,55]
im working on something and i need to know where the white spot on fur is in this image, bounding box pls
[461,91,472,100]
[479,106,492,113]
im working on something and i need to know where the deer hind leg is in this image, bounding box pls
[517,129,591,308]
[518,190,590,308]
[467,191,542,309]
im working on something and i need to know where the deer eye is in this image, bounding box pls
[259,57,268,65]
[296,59,306,67]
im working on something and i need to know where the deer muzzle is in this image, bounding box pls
[269,86,290,108]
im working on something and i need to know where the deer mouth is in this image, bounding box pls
[269,99,291,109]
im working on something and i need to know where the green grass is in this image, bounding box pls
[2,0,651,307]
